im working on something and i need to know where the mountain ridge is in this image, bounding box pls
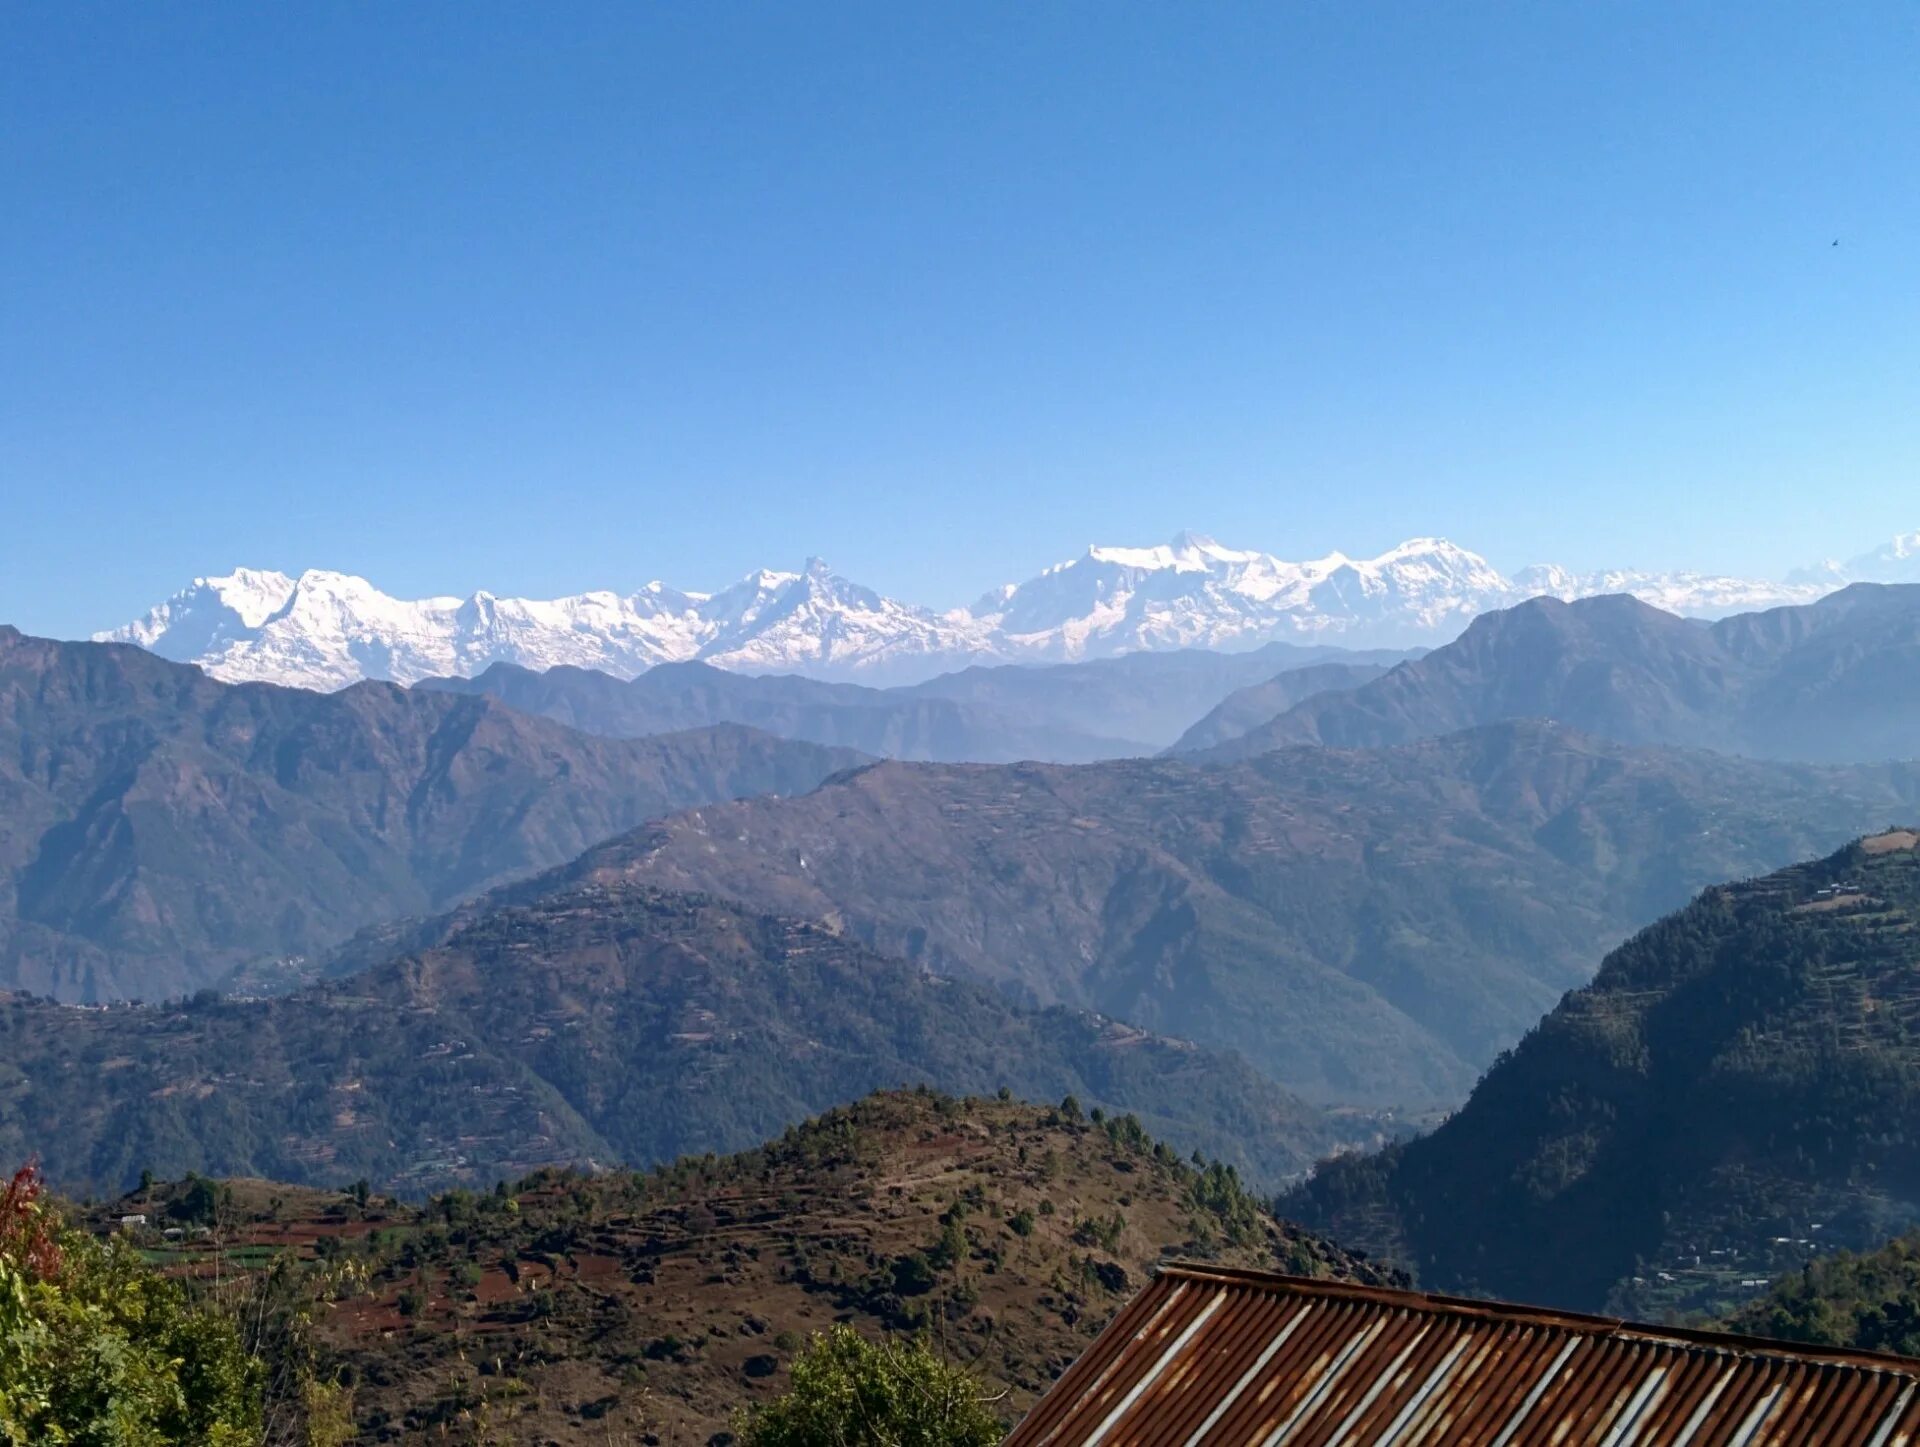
[0,626,862,1001]
[422,719,1920,1113]
[1208,583,1920,764]
[84,1092,1398,1445]
[99,531,1857,689]
[0,883,1373,1196]
[1166,659,1394,753]
[411,642,1416,762]
[417,660,1153,763]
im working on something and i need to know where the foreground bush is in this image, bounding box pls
[735,1325,1003,1447]
[0,1163,263,1445]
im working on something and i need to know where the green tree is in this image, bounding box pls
[170,1172,224,1225]
[0,1163,262,1445]
[733,1326,1002,1447]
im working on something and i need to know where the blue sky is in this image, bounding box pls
[4,4,1918,638]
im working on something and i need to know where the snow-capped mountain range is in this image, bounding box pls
[100,531,1913,691]
[1788,530,1920,587]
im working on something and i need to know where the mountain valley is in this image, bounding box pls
[17,545,1920,1417]
[21,17,1920,1442]
[463,721,1920,1110]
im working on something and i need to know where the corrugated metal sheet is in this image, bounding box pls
[1006,1264,1920,1446]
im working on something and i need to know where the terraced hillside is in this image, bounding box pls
[1721,1223,1920,1356]
[1285,830,1920,1316]
[89,1091,1399,1445]
[0,886,1359,1196]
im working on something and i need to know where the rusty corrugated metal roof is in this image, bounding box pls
[1006,1264,1920,1446]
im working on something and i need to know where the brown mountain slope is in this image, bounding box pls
[532,721,1920,1110]
[0,882,1362,1196]
[0,626,861,1000]
[95,1091,1401,1445]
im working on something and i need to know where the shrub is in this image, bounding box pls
[0,1163,263,1445]
[733,1326,1001,1447]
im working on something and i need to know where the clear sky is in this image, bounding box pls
[4,4,1917,638]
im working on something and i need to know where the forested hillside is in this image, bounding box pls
[1285,830,1920,1316]
[0,883,1362,1196]
[1723,1229,1920,1357]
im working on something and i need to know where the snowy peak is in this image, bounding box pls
[983,534,1517,656]
[1793,530,1920,585]
[101,530,1894,691]
[108,568,300,660]
[102,559,987,690]
[115,567,297,639]
[1086,532,1265,572]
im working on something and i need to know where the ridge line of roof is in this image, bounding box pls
[1151,1263,1920,1376]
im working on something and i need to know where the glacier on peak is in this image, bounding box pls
[97,530,1887,692]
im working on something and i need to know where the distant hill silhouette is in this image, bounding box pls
[1205,584,1920,763]
[419,658,1147,762]
[420,642,1419,764]
[899,643,1415,751]
[1166,660,1393,753]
